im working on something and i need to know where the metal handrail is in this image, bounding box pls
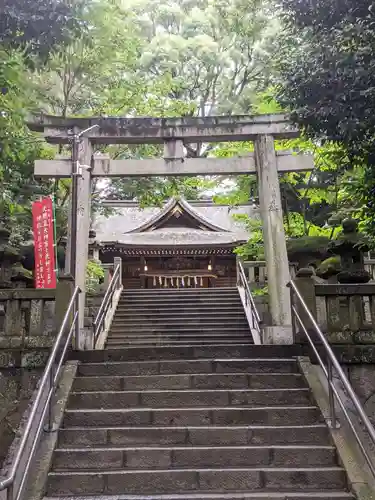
[93,263,121,344]
[237,260,262,343]
[289,280,375,478]
[0,286,80,500]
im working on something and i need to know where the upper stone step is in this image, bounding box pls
[113,309,245,317]
[44,493,355,500]
[72,373,307,392]
[123,286,238,295]
[77,358,300,377]
[66,388,312,410]
[57,423,331,448]
[62,406,324,427]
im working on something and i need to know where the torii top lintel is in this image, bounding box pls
[28,113,300,145]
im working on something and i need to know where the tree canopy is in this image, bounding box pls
[276,0,375,242]
[2,0,375,256]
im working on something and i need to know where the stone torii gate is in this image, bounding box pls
[30,114,314,348]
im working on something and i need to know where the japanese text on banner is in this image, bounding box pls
[32,197,57,289]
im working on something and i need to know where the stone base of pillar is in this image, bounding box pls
[263,326,293,345]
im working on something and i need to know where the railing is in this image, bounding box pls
[237,260,262,344]
[93,262,121,345]
[0,286,80,500]
[289,280,375,478]
[315,283,375,334]
[0,289,55,339]
[242,260,298,289]
[365,258,375,281]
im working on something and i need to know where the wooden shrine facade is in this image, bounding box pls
[92,197,253,289]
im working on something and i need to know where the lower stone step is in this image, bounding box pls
[106,336,251,343]
[52,445,337,470]
[77,358,300,377]
[57,424,331,448]
[67,388,312,409]
[43,493,355,500]
[108,331,250,338]
[71,345,304,363]
[46,467,347,496]
[63,406,323,427]
[72,373,306,391]
[105,340,254,347]
[109,326,250,333]
[104,343,255,350]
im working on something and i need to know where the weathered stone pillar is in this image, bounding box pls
[254,135,292,343]
[54,275,75,334]
[292,268,317,343]
[113,256,123,289]
[75,136,92,349]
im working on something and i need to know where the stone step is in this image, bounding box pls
[117,297,242,305]
[118,293,242,301]
[105,343,256,349]
[71,346,304,363]
[43,493,355,500]
[52,445,337,471]
[111,319,248,327]
[100,343,257,353]
[58,424,331,448]
[107,333,250,340]
[119,290,240,299]
[106,338,252,345]
[63,406,323,427]
[115,303,243,311]
[123,286,237,293]
[121,289,240,297]
[116,297,243,314]
[46,467,347,496]
[77,358,300,377]
[113,309,245,318]
[109,325,249,332]
[67,388,312,409]
[72,373,307,391]
[106,339,253,347]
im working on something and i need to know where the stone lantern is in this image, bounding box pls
[88,229,101,262]
[327,219,371,335]
[11,261,34,288]
[0,227,20,288]
[328,219,370,284]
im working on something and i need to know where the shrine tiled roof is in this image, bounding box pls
[93,197,257,247]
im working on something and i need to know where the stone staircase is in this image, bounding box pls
[44,344,354,499]
[106,287,252,348]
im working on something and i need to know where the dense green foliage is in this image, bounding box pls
[2,0,375,257]
[276,0,375,244]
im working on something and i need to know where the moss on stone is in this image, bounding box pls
[316,256,341,277]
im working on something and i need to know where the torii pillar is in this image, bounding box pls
[255,136,292,343]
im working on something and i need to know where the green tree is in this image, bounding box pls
[0,0,86,60]
[130,0,277,121]
[275,0,375,244]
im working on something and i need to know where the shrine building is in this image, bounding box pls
[92,197,255,289]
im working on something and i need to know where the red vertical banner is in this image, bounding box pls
[32,197,57,289]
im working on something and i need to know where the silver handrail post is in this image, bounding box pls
[45,364,55,432]
[236,260,262,343]
[93,263,122,345]
[75,290,80,344]
[289,285,296,342]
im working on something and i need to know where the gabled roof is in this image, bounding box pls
[128,197,230,233]
[93,197,258,248]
